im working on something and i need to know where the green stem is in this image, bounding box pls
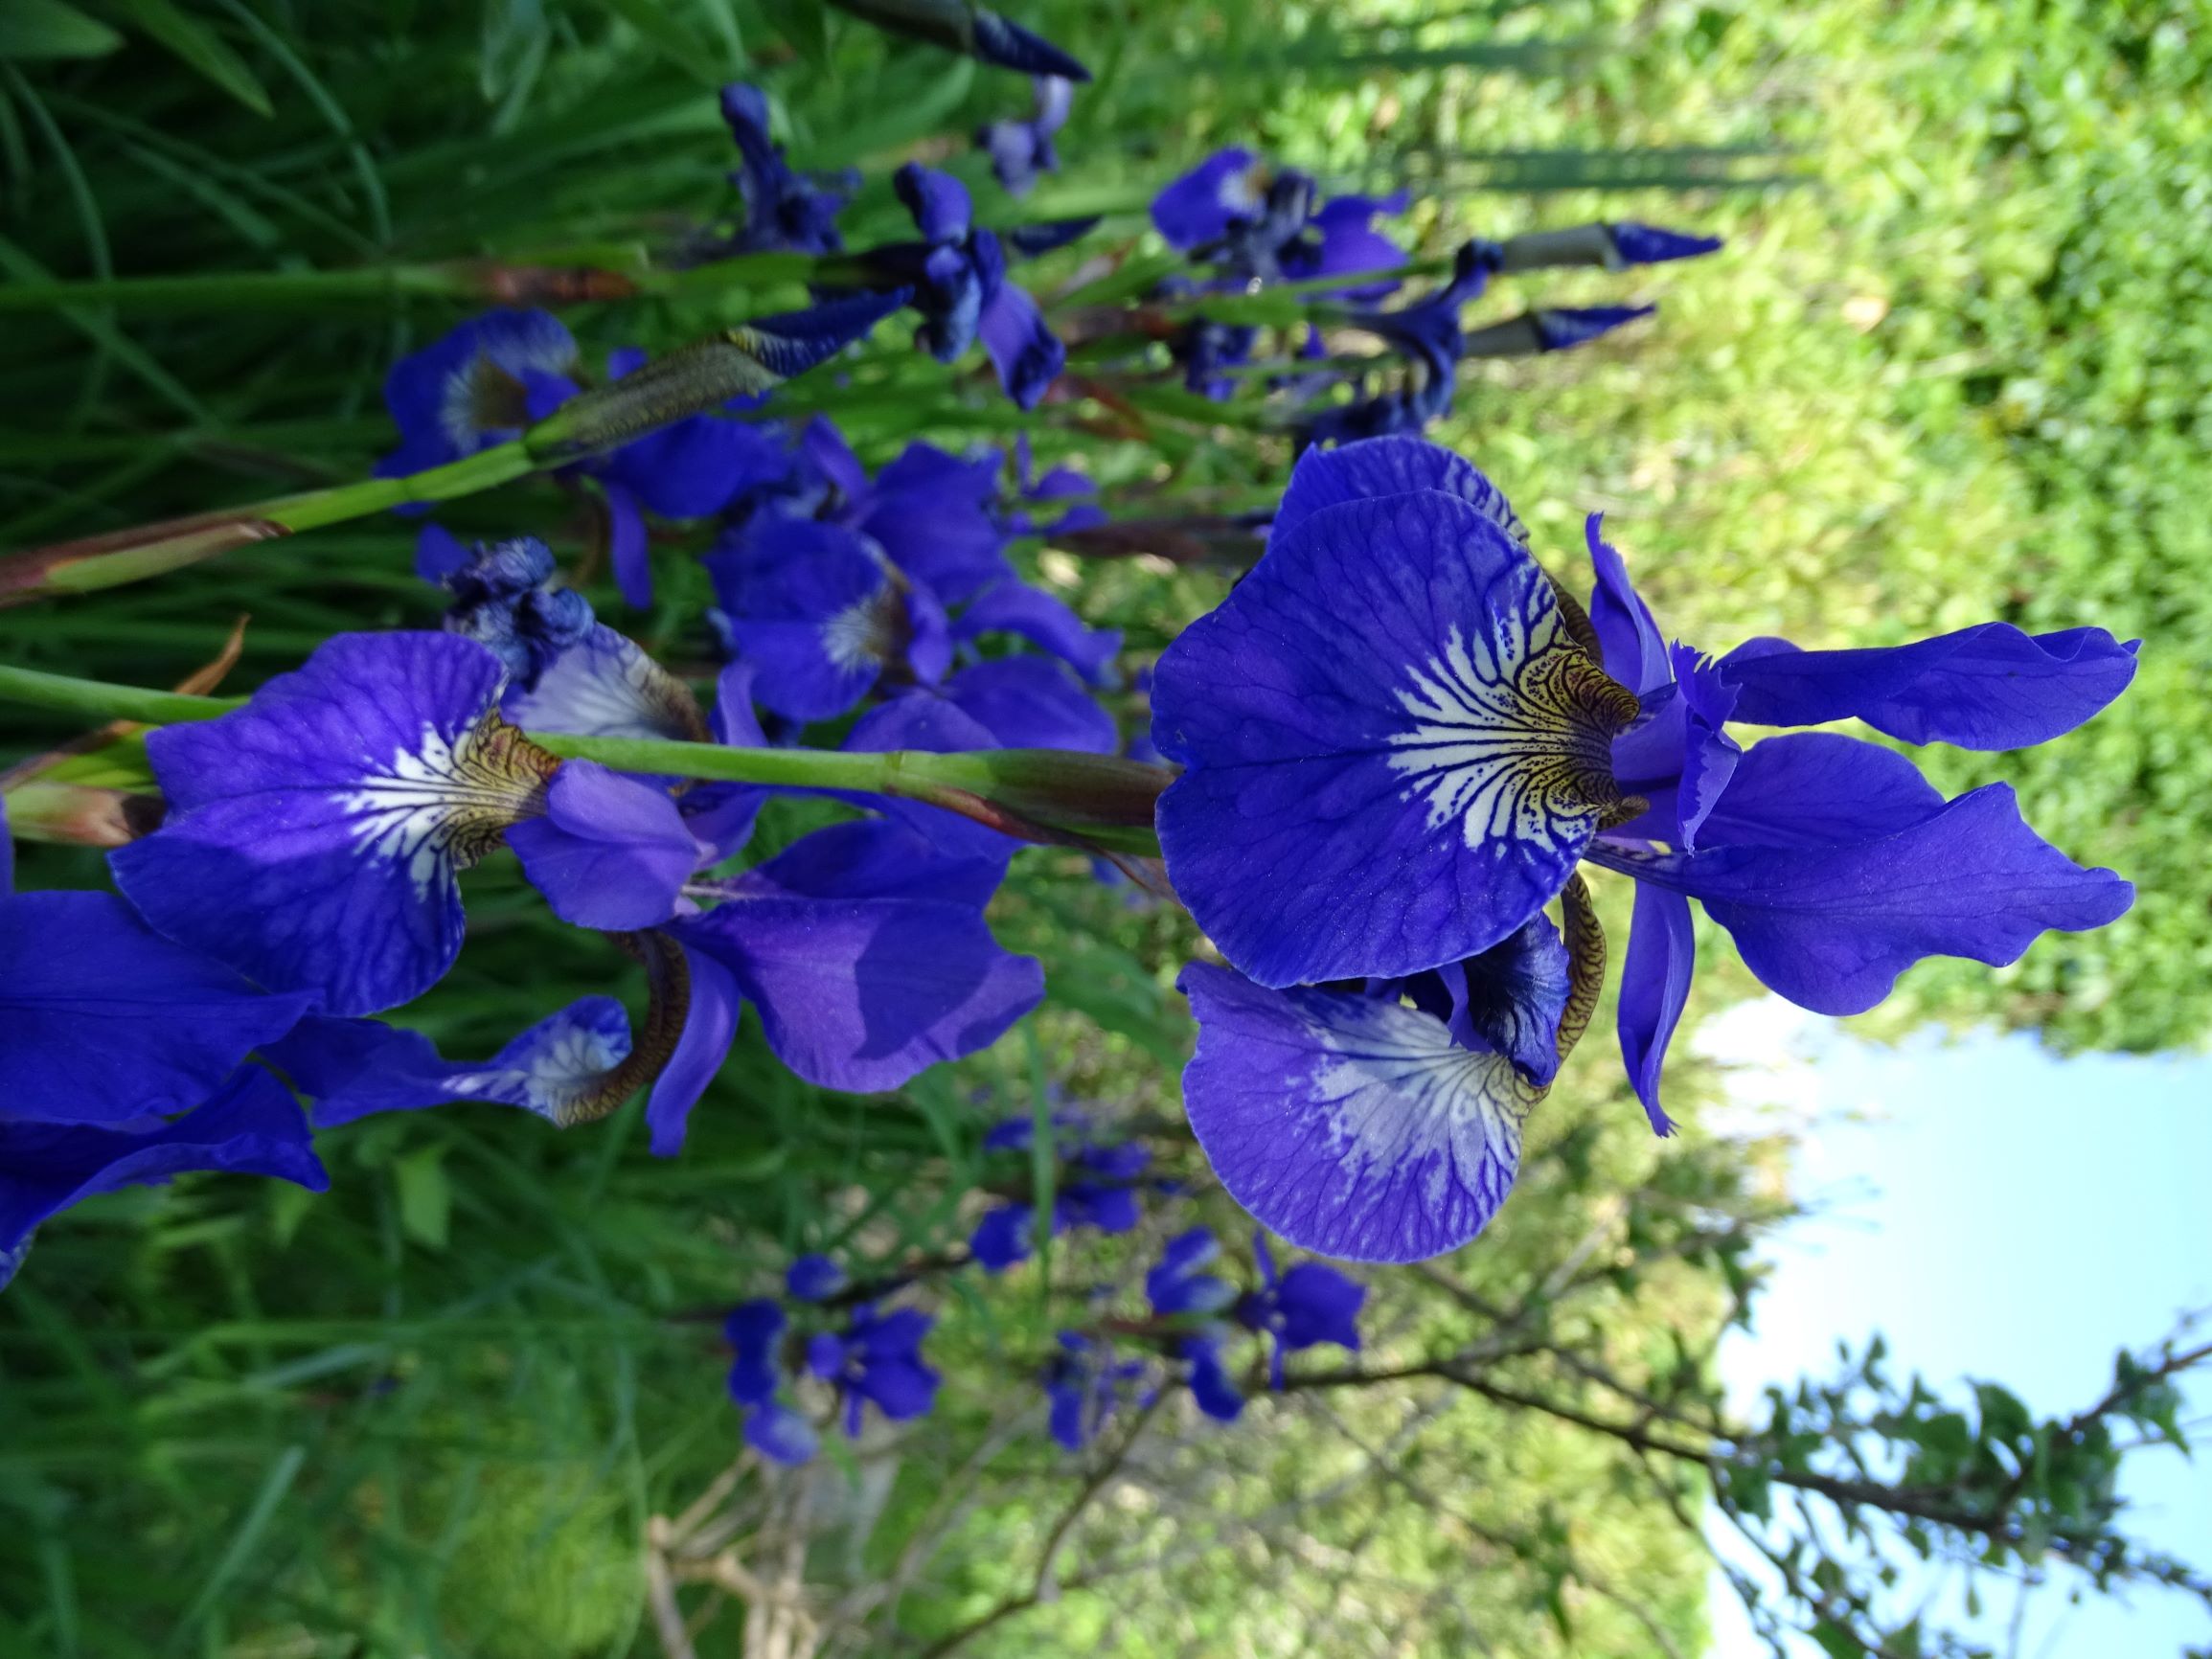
[0,663,243,727]
[0,666,1171,854]
[2,443,539,605]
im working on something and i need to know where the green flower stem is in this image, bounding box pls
[0,663,245,727]
[0,665,1171,856]
[0,443,539,608]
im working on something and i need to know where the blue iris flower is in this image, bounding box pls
[977,75,1073,197]
[836,164,1071,408]
[1298,239,1503,445]
[109,632,703,1016]
[1157,438,2134,1261]
[969,1112,1151,1271]
[1146,1227,1238,1317]
[725,1299,819,1464]
[1042,1330,1148,1451]
[715,83,857,256]
[1234,1234,1364,1389]
[378,299,904,607]
[786,1253,849,1302]
[806,1304,942,1438]
[707,420,1118,721]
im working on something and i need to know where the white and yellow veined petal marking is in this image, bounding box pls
[336,715,557,896]
[1385,590,1639,853]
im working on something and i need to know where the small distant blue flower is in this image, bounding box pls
[1235,1234,1364,1388]
[1153,148,1407,296]
[1299,239,1501,445]
[1043,1330,1146,1450]
[977,75,1073,197]
[839,164,1068,408]
[787,1253,849,1303]
[806,1303,941,1437]
[725,1299,818,1464]
[375,309,580,480]
[969,1110,1150,1270]
[717,83,857,256]
[1178,1334,1244,1422]
[1146,1228,1237,1317]
[0,1067,328,1284]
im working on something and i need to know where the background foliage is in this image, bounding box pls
[1,0,2203,1654]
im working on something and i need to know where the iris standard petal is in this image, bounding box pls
[953,580,1123,684]
[1716,624,2139,750]
[1595,779,2133,1016]
[1616,882,1695,1135]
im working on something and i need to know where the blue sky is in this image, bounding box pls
[1696,1001,2212,1658]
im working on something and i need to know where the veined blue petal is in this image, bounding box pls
[953,579,1122,684]
[1716,625,2138,750]
[1153,489,1637,988]
[1179,964,1539,1263]
[1594,775,2133,1016]
[504,625,706,745]
[0,1068,327,1266]
[1585,515,1671,698]
[272,998,633,1128]
[111,633,554,1017]
[673,825,1042,1093]
[1269,436,1528,553]
[0,891,313,1125]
